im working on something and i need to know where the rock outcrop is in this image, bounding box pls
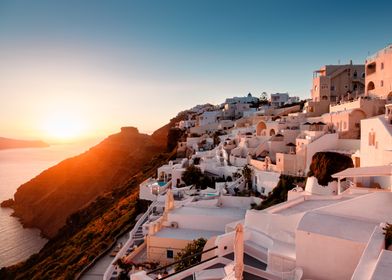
[307,151,354,186]
[9,126,169,238]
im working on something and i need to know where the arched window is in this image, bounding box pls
[367,81,375,92]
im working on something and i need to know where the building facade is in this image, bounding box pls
[365,44,392,100]
[311,63,365,103]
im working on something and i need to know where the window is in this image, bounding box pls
[368,131,376,146]
[331,85,335,91]
[261,187,265,193]
[381,62,384,70]
[167,250,174,259]
[353,70,357,78]
[381,80,384,87]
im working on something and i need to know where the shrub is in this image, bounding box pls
[383,223,392,249]
[181,165,203,187]
[254,175,305,210]
[242,165,253,190]
[174,238,207,271]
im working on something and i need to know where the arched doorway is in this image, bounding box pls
[256,121,267,136]
[367,81,375,93]
[269,129,276,136]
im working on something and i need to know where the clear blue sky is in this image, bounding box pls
[1,0,392,139]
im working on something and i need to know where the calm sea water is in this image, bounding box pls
[0,140,100,268]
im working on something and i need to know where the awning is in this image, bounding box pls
[332,165,392,178]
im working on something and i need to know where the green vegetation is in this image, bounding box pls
[174,238,207,272]
[242,164,253,190]
[259,92,269,105]
[0,152,174,280]
[254,175,305,210]
[167,128,184,151]
[383,223,392,249]
[307,152,353,186]
[181,165,214,189]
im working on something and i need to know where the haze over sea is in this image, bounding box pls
[0,140,100,267]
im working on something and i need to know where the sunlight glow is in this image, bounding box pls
[42,112,87,140]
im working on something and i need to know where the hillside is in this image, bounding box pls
[0,137,48,150]
[7,126,169,238]
[0,152,173,280]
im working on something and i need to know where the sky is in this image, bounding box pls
[1,0,392,142]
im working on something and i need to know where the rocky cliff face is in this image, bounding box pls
[307,151,354,186]
[11,126,168,238]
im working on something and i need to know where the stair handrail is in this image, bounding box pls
[103,200,158,280]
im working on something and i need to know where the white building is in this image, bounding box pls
[198,111,222,127]
[271,93,289,108]
[360,104,392,167]
[225,93,259,105]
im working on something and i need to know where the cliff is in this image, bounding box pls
[0,137,48,150]
[9,126,169,238]
[0,153,172,280]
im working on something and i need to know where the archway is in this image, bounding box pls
[256,121,267,136]
[269,129,276,136]
[367,81,375,92]
[387,92,392,102]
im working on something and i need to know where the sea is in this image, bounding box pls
[0,140,101,268]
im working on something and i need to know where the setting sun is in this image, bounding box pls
[42,113,86,140]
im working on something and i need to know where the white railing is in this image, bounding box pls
[226,176,245,194]
[103,200,158,280]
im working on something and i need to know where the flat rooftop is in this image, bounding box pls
[299,212,378,243]
[169,205,246,220]
[298,192,392,242]
[154,227,223,240]
[370,250,392,280]
[275,199,346,216]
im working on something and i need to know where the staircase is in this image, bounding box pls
[132,215,148,246]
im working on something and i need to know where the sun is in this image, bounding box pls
[42,113,86,141]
